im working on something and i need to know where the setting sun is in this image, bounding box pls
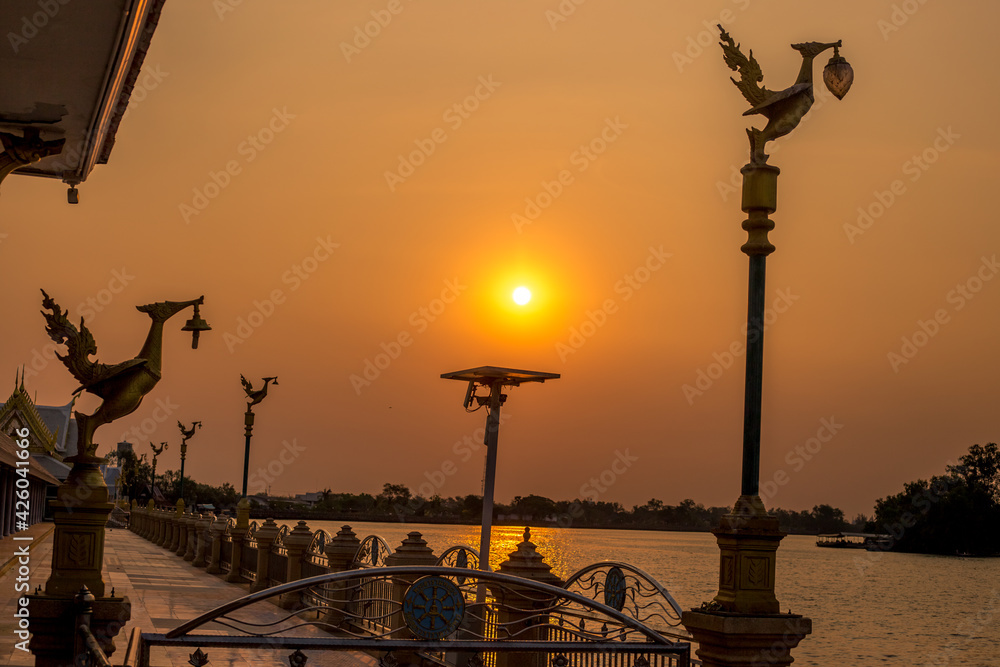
[512,286,532,306]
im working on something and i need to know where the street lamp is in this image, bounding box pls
[33,290,209,665]
[683,28,853,667]
[441,366,559,575]
[227,375,278,584]
[150,441,167,504]
[238,375,278,499]
[177,421,202,503]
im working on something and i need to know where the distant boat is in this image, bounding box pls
[816,532,890,550]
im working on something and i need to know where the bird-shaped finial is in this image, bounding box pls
[719,26,846,165]
[241,375,278,408]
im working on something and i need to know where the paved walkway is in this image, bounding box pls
[0,526,377,667]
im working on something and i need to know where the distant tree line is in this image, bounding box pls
[107,451,862,535]
[245,483,861,535]
[869,442,1000,556]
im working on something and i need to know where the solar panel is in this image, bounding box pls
[440,366,560,384]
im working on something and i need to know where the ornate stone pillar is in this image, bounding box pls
[490,528,564,667]
[206,513,229,575]
[168,500,185,552]
[385,532,438,666]
[251,519,280,593]
[155,509,168,547]
[278,521,314,609]
[321,525,361,630]
[174,502,189,556]
[184,513,200,561]
[225,511,250,584]
[27,455,131,666]
[193,512,214,567]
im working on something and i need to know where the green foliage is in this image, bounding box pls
[873,443,1000,555]
[106,448,151,502]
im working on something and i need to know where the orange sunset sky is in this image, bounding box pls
[2,1,999,520]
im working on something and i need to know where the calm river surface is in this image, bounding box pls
[298,520,999,666]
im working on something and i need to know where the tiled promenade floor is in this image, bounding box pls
[0,526,378,667]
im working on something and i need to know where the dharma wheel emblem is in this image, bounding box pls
[604,566,626,611]
[402,576,465,639]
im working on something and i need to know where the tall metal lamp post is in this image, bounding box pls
[226,375,278,584]
[177,421,201,502]
[441,367,559,575]
[239,375,278,500]
[681,29,853,667]
[30,292,210,667]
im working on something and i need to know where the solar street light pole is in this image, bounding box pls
[478,380,505,573]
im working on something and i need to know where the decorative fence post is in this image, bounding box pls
[174,506,190,557]
[251,519,280,593]
[193,512,214,567]
[160,508,173,548]
[154,508,165,546]
[278,521,314,609]
[226,514,250,584]
[169,500,184,552]
[385,532,438,665]
[322,525,361,631]
[490,528,564,667]
[184,513,200,561]
[206,513,229,574]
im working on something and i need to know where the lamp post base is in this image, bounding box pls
[682,609,811,667]
[710,495,785,615]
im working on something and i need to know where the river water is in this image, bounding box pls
[297,520,999,666]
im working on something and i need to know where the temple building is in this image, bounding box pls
[0,372,78,481]
[0,374,65,535]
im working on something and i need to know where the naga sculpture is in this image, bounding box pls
[40,290,210,459]
[719,26,853,165]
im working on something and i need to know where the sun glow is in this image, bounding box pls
[512,286,532,305]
